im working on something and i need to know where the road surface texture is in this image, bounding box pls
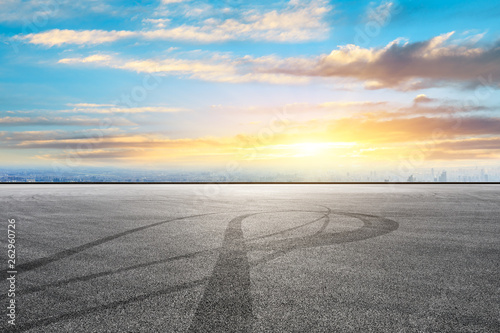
[1,184,499,332]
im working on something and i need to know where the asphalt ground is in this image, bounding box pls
[0,184,499,332]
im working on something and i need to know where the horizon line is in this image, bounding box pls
[1,182,499,185]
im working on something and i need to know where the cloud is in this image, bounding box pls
[57,53,310,84]
[0,0,111,24]
[56,31,500,88]
[22,30,138,47]
[264,32,500,89]
[0,128,122,142]
[425,150,500,161]
[161,0,189,4]
[325,116,500,143]
[67,103,115,108]
[5,106,500,164]
[0,0,142,25]
[37,149,140,161]
[413,94,434,104]
[67,105,189,114]
[18,114,500,163]
[365,1,397,25]
[435,137,500,150]
[17,0,331,46]
[237,98,489,119]
[13,135,230,150]
[0,116,135,127]
[142,18,171,29]
[318,101,388,109]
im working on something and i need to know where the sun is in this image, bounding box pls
[296,142,327,156]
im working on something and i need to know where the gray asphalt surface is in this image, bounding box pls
[0,184,499,332]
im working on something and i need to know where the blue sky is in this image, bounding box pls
[1,0,499,170]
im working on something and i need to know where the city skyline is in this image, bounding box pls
[1,0,500,176]
[0,165,497,183]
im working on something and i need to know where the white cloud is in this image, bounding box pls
[365,1,397,26]
[67,103,115,108]
[142,18,171,29]
[0,0,115,24]
[68,106,189,114]
[57,53,311,84]
[17,0,332,46]
[0,115,135,126]
[59,54,114,63]
[161,0,189,4]
[21,29,137,47]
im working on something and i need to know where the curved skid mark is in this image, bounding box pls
[14,209,324,276]
[313,213,330,235]
[22,250,212,295]
[21,209,336,295]
[14,212,220,275]
[14,278,208,332]
[12,207,398,332]
[248,211,397,267]
[19,209,334,296]
[246,212,399,252]
[245,209,330,241]
[249,250,289,267]
[249,214,333,267]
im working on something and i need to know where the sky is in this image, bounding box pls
[0,0,499,174]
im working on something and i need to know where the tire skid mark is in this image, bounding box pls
[245,208,330,241]
[13,278,208,332]
[21,250,212,294]
[13,212,220,275]
[246,211,399,252]
[249,249,289,267]
[12,206,399,332]
[188,213,255,333]
[19,210,331,296]
[19,210,331,295]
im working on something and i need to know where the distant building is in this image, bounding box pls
[438,171,447,182]
[407,175,415,182]
[480,169,488,182]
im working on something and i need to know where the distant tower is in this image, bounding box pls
[480,169,486,182]
[439,171,447,182]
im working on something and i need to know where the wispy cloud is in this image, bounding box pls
[67,103,115,108]
[17,0,331,46]
[67,105,189,114]
[364,1,397,24]
[0,128,122,142]
[0,116,135,126]
[20,30,137,47]
[161,0,189,4]
[57,53,310,84]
